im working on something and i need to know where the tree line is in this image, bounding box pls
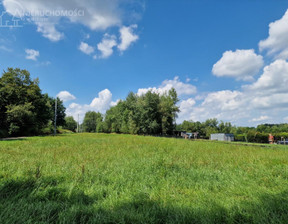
[2,68,288,143]
[177,120,288,143]
[81,89,180,135]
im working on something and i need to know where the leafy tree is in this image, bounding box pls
[64,116,77,132]
[218,121,232,133]
[83,111,102,132]
[0,68,54,136]
[6,103,35,136]
[160,88,179,135]
[50,97,66,127]
[103,88,179,135]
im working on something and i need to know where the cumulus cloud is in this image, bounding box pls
[79,42,94,55]
[177,59,288,125]
[212,49,264,81]
[90,89,113,109]
[96,34,117,59]
[118,24,139,52]
[259,9,288,59]
[3,0,122,41]
[178,98,196,121]
[57,91,76,102]
[66,89,117,122]
[245,59,288,94]
[25,49,39,60]
[137,76,197,96]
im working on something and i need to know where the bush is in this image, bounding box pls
[234,134,246,142]
[0,129,8,138]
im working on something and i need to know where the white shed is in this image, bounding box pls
[210,133,234,141]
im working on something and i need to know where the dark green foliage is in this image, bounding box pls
[83,111,103,132]
[50,97,66,127]
[0,68,66,137]
[64,116,77,132]
[103,89,179,135]
[178,120,288,143]
[178,119,234,139]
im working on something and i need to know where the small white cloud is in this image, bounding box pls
[57,91,76,102]
[0,45,12,52]
[36,21,64,42]
[137,76,197,96]
[250,116,270,122]
[96,34,117,59]
[212,49,264,81]
[36,61,51,67]
[259,9,288,59]
[79,41,94,55]
[110,99,120,107]
[118,24,139,52]
[25,49,40,61]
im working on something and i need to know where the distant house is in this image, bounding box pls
[210,133,234,142]
[173,131,186,137]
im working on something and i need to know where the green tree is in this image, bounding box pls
[6,103,35,136]
[83,111,102,132]
[50,97,66,127]
[160,88,179,135]
[64,116,77,132]
[0,68,54,136]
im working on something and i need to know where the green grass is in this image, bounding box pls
[1,133,288,223]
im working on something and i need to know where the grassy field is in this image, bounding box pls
[1,133,288,223]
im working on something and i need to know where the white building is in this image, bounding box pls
[210,133,234,141]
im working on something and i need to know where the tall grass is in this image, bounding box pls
[1,133,288,223]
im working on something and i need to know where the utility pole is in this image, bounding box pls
[77,114,79,133]
[54,98,57,136]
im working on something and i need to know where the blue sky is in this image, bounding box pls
[1,0,288,126]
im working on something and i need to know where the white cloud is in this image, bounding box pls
[96,34,117,59]
[118,24,139,52]
[3,0,122,41]
[245,59,288,95]
[259,9,288,59]
[25,49,39,60]
[66,89,117,122]
[212,49,264,81]
[137,76,197,96]
[202,90,243,111]
[250,116,270,122]
[177,59,288,125]
[79,42,94,55]
[0,45,12,52]
[90,89,113,110]
[36,61,51,66]
[35,21,64,42]
[178,98,196,121]
[57,91,76,102]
